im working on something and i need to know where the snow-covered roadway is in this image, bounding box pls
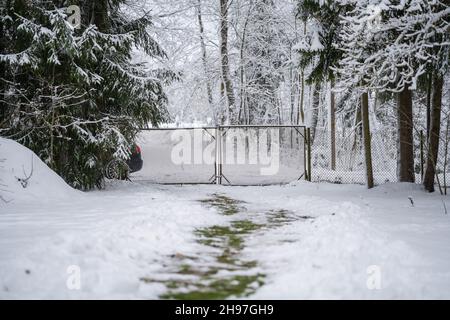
[1,138,450,299]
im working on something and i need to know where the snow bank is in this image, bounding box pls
[0,138,77,204]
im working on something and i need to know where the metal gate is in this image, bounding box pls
[132,125,310,185]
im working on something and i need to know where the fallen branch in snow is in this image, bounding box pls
[15,155,34,189]
[408,196,414,207]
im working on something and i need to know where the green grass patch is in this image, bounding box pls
[161,274,265,300]
[143,194,312,300]
[199,194,246,215]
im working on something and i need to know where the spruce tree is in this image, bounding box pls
[0,0,175,189]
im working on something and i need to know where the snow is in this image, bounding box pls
[0,138,78,203]
[1,138,450,299]
[310,32,324,51]
[0,183,228,299]
[231,182,450,299]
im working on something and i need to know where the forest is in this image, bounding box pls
[1,0,449,192]
[1,0,450,302]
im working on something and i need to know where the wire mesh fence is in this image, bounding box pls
[133,128,217,184]
[432,124,450,193]
[311,127,402,185]
[219,126,306,185]
[131,124,450,189]
[132,126,307,185]
[311,126,450,188]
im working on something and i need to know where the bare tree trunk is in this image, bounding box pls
[310,83,320,144]
[352,102,362,153]
[297,21,306,126]
[49,64,57,168]
[237,1,253,125]
[443,116,449,195]
[196,0,215,122]
[219,0,236,124]
[219,81,226,124]
[373,90,379,114]
[423,73,443,192]
[289,64,295,125]
[297,71,305,125]
[330,81,336,171]
[426,71,432,140]
[362,91,374,188]
[397,87,415,182]
[277,93,282,125]
[91,0,109,32]
[238,44,245,124]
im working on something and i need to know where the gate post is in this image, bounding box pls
[303,127,307,181]
[420,129,424,183]
[307,127,312,182]
[215,126,221,185]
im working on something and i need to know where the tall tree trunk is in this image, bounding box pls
[238,2,252,125]
[277,90,282,125]
[91,0,109,32]
[219,0,236,124]
[289,64,295,125]
[297,21,306,126]
[362,91,374,188]
[397,87,415,182]
[310,83,320,143]
[373,90,379,114]
[238,43,245,124]
[196,0,215,123]
[423,73,444,192]
[330,81,336,171]
[297,71,305,125]
[426,71,432,140]
[352,102,362,153]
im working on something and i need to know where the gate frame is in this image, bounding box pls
[138,125,311,186]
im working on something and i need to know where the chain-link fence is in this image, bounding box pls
[311,126,450,189]
[432,123,450,193]
[310,127,411,185]
[131,125,450,189]
[132,126,307,185]
[219,126,306,185]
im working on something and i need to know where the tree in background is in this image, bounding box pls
[196,0,215,123]
[219,0,236,124]
[295,0,351,157]
[240,0,286,124]
[421,2,450,192]
[0,0,174,189]
[335,0,449,185]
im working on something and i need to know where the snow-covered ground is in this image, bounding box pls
[1,138,450,299]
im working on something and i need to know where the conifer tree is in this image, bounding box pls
[0,0,175,189]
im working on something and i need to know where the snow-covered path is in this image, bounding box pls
[1,179,450,299]
[0,182,232,299]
